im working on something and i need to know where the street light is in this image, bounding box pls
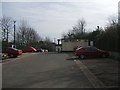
[97,26,99,30]
[57,39,61,53]
[13,21,16,48]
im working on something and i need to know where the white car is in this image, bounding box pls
[2,53,8,60]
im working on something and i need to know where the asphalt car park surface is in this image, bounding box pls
[68,53,119,88]
[3,52,94,88]
[80,58,119,88]
[2,52,119,88]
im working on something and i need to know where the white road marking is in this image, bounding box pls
[74,60,105,88]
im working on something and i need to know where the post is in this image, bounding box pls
[58,39,60,45]
[14,21,16,48]
[97,26,99,30]
[57,39,60,53]
[3,29,5,40]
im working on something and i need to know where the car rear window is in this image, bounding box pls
[85,47,97,51]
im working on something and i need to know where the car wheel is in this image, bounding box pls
[79,54,85,59]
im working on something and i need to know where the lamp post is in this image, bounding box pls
[97,26,99,30]
[13,21,16,48]
[57,39,60,53]
[3,29,6,41]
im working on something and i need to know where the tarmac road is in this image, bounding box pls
[0,63,2,90]
[2,52,94,88]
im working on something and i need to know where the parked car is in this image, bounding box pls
[75,46,109,59]
[36,48,49,52]
[23,47,37,53]
[2,47,22,58]
[44,49,48,52]
[2,53,8,60]
[36,48,44,52]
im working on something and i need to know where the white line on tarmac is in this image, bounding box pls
[74,60,105,88]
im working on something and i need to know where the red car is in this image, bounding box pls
[23,47,37,53]
[2,47,22,58]
[75,46,109,59]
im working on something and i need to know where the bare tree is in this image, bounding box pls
[69,18,87,36]
[17,20,28,45]
[63,18,87,40]
[72,26,78,34]
[76,18,86,34]
[16,20,41,48]
[0,16,13,42]
[44,37,52,43]
[107,15,117,26]
[61,32,67,40]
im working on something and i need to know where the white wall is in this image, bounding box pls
[62,40,88,51]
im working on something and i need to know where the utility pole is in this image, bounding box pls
[54,38,56,43]
[14,21,16,48]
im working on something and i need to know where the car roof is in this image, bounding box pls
[8,47,18,50]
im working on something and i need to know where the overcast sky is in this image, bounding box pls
[1,0,120,42]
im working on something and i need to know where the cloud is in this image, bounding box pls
[2,1,119,40]
[0,2,2,17]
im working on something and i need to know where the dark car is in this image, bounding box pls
[23,47,37,53]
[75,46,109,59]
[2,47,22,58]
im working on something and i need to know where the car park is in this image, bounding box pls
[2,47,22,58]
[22,47,37,53]
[75,46,109,59]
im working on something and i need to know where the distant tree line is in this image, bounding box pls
[0,16,56,51]
[15,20,41,49]
[62,18,119,52]
[93,22,119,52]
